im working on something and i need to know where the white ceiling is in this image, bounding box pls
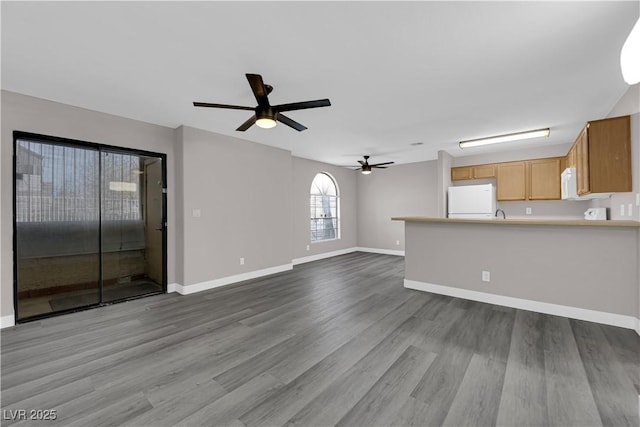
[2,1,638,167]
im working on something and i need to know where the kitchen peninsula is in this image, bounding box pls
[392,217,640,330]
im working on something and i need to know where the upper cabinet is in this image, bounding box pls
[528,157,561,200]
[496,161,527,201]
[454,157,563,201]
[572,116,631,196]
[496,158,562,201]
[451,164,496,181]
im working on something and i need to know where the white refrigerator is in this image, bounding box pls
[447,184,496,219]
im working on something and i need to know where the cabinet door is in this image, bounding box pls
[451,166,473,181]
[575,127,590,195]
[472,164,496,179]
[566,145,576,169]
[587,116,632,193]
[528,158,561,200]
[496,162,526,201]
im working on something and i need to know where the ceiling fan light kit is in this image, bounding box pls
[256,118,277,129]
[193,73,330,132]
[459,128,550,149]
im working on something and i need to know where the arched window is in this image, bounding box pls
[310,172,340,242]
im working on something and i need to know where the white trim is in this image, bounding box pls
[636,316,640,337]
[405,279,638,331]
[167,283,180,294]
[172,264,293,296]
[292,247,357,265]
[356,247,405,257]
[1,315,15,329]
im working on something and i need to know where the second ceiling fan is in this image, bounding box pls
[354,156,395,174]
[193,73,331,132]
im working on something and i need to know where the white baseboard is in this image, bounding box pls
[405,279,638,331]
[636,317,640,337]
[171,263,293,295]
[1,315,16,329]
[356,247,405,256]
[292,247,357,265]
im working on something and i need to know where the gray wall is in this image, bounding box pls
[1,90,177,318]
[357,160,438,252]
[0,91,360,319]
[176,126,293,287]
[292,157,357,260]
[404,221,639,317]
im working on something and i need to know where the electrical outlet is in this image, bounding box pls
[396,240,400,246]
[240,257,245,265]
[482,270,490,282]
[525,207,532,215]
[628,203,633,217]
[620,204,625,217]
[306,245,310,251]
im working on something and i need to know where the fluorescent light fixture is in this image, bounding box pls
[109,181,137,192]
[459,128,550,149]
[621,17,640,85]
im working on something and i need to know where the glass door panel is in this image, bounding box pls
[100,151,164,303]
[15,140,101,320]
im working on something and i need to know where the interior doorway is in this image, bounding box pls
[13,132,167,322]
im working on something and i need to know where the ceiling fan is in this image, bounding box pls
[354,156,395,174]
[193,73,331,132]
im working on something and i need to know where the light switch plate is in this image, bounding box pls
[620,204,625,217]
[192,208,201,218]
[482,271,490,282]
[628,203,633,217]
[525,207,532,215]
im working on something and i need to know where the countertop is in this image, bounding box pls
[391,217,640,227]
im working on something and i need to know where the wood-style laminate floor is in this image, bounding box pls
[1,252,638,426]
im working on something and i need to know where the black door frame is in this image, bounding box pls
[12,131,168,323]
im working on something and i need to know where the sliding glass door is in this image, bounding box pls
[100,151,164,303]
[14,133,166,322]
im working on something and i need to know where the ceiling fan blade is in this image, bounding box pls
[246,74,270,107]
[193,102,254,111]
[273,99,331,112]
[372,166,388,169]
[369,162,395,167]
[236,115,257,131]
[357,160,365,165]
[277,113,307,131]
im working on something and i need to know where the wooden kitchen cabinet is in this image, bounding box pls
[451,164,496,181]
[451,166,473,180]
[496,157,562,201]
[496,161,527,201]
[575,127,590,196]
[472,163,496,179]
[528,157,561,200]
[566,144,577,169]
[573,115,631,196]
